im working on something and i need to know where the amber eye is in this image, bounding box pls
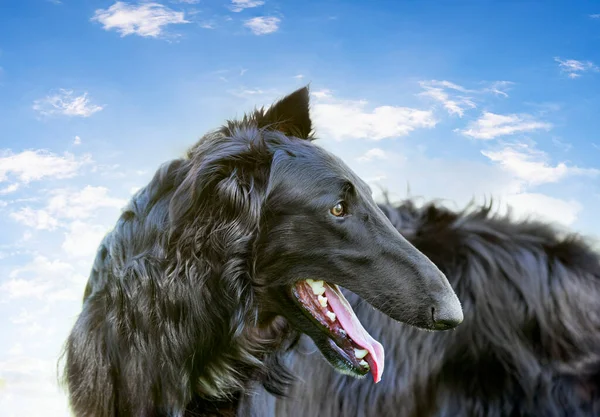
[330,202,346,217]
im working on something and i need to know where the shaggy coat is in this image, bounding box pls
[61,88,462,417]
[243,199,600,417]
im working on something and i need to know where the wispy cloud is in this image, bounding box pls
[590,14,600,19]
[229,0,265,12]
[45,186,126,220]
[73,136,82,145]
[357,148,388,162]
[481,142,600,186]
[10,208,59,231]
[0,183,20,195]
[0,149,92,191]
[311,89,437,141]
[503,193,583,226]
[311,89,332,99]
[418,80,512,117]
[1,256,85,301]
[483,80,513,97]
[61,220,111,258]
[91,2,189,38]
[244,16,280,35]
[199,21,217,29]
[552,137,572,152]
[554,57,599,79]
[9,185,126,231]
[459,112,552,140]
[227,86,282,102]
[418,80,476,117]
[33,89,103,117]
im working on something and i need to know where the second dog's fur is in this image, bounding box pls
[243,199,600,416]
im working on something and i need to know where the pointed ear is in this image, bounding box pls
[257,86,313,139]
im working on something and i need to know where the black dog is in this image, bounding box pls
[61,87,463,417]
[243,199,600,416]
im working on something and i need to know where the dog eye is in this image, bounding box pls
[330,202,347,217]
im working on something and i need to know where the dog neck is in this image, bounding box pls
[190,314,298,406]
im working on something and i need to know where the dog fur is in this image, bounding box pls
[242,199,600,416]
[60,87,462,417]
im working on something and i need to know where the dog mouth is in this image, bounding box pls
[291,279,385,383]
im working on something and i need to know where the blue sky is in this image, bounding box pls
[1,1,599,415]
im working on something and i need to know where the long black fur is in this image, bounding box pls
[61,91,312,417]
[60,87,462,417]
[243,198,600,416]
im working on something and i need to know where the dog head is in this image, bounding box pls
[170,86,463,384]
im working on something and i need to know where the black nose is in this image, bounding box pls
[431,304,463,330]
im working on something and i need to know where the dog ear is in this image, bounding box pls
[257,86,313,139]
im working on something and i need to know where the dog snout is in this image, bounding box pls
[430,294,463,330]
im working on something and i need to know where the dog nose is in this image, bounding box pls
[431,303,463,330]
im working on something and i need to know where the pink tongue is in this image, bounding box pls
[324,285,385,383]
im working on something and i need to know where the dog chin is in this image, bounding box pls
[310,332,371,379]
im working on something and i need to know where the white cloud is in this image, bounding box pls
[501,193,582,226]
[419,80,476,117]
[61,221,109,258]
[10,185,126,231]
[357,148,387,162]
[459,111,552,140]
[229,0,265,12]
[228,87,281,101]
[0,256,86,301]
[590,14,600,19]
[173,0,200,3]
[418,80,513,117]
[244,16,280,35]
[480,80,514,98]
[0,149,92,189]
[293,74,304,79]
[10,208,59,231]
[33,89,103,118]
[73,136,81,145]
[91,1,189,38]
[311,91,437,141]
[46,186,126,220]
[481,143,600,186]
[427,80,471,93]
[552,137,572,152]
[554,57,599,79]
[322,141,589,230]
[0,183,19,194]
[0,355,73,417]
[311,89,332,99]
[199,21,216,29]
[8,343,23,356]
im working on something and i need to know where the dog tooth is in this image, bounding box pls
[359,359,369,368]
[326,311,336,322]
[354,348,369,359]
[307,279,326,296]
[318,295,328,307]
